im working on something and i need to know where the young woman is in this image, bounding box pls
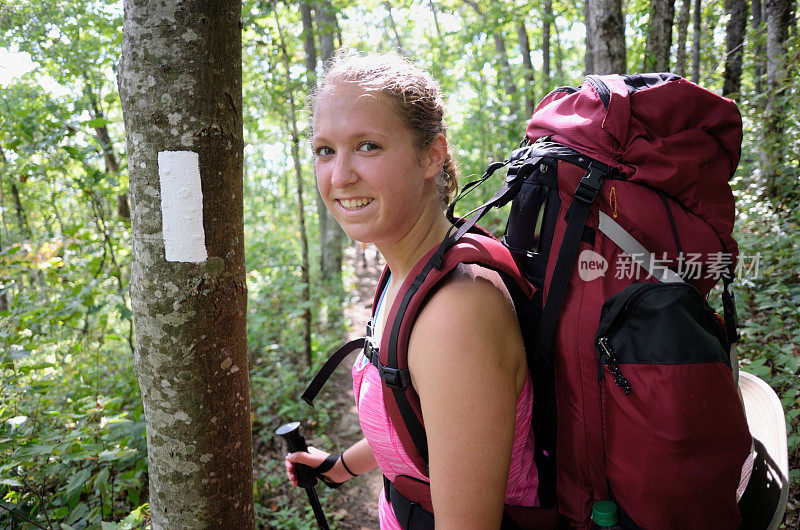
[284,52,538,529]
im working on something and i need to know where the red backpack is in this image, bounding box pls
[304,74,752,529]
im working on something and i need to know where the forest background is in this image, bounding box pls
[0,0,798,527]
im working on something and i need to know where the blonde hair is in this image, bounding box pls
[310,50,459,208]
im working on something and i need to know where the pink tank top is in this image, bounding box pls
[352,284,539,529]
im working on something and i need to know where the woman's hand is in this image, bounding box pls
[284,438,378,488]
[284,447,338,487]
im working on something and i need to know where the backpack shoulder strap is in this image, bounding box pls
[377,231,533,476]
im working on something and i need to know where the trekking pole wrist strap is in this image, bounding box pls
[340,450,358,477]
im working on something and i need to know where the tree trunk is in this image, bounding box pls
[762,0,792,199]
[314,0,345,298]
[10,180,31,240]
[429,0,443,39]
[584,0,594,75]
[555,20,565,82]
[0,230,8,312]
[752,0,766,95]
[586,0,627,73]
[383,1,406,54]
[463,1,521,115]
[692,0,702,82]
[275,9,314,366]
[675,0,692,76]
[300,1,317,88]
[644,0,676,71]
[517,21,536,116]
[723,0,749,98]
[85,81,131,219]
[117,1,254,527]
[543,0,553,91]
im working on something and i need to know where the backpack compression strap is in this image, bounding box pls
[535,161,610,367]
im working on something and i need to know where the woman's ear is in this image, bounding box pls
[423,134,448,180]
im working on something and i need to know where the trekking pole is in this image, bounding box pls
[276,422,330,530]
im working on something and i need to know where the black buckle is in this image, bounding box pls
[573,162,607,204]
[380,366,409,389]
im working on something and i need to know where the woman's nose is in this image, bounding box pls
[330,153,358,188]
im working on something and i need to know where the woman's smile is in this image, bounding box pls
[337,197,375,211]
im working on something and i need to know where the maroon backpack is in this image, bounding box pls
[304,74,752,529]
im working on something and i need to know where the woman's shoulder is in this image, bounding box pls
[409,262,521,355]
[427,262,515,316]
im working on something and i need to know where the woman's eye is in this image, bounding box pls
[358,142,381,153]
[315,146,334,157]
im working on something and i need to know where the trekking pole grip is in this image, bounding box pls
[277,421,316,488]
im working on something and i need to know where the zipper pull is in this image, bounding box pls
[597,337,632,395]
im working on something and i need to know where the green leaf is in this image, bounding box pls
[84,118,110,128]
[66,469,91,507]
[0,477,22,487]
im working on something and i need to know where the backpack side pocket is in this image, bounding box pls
[595,282,751,530]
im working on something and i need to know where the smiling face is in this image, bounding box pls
[312,82,442,245]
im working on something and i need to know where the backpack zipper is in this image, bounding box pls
[597,336,631,395]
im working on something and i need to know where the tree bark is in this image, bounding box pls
[692,0,702,82]
[543,0,553,90]
[675,0,692,76]
[723,0,749,98]
[762,0,792,199]
[117,1,254,528]
[586,0,627,73]
[517,21,536,116]
[643,0,676,71]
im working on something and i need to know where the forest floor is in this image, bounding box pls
[253,242,384,529]
[318,242,385,529]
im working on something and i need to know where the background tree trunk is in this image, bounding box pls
[314,0,345,306]
[644,0,676,71]
[0,230,7,312]
[723,0,750,98]
[762,0,792,199]
[276,9,313,365]
[692,0,702,82]
[117,1,254,527]
[383,1,406,54]
[752,0,766,95]
[586,0,627,73]
[517,21,537,116]
[543,0,553,91]
[10,180,31,240]
[493,33,521,114]
[85,81,131,219]
[675,0,692,76]
[584,0,594,75]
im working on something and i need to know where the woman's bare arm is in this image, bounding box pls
[408,266,527,529]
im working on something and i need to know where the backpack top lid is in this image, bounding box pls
[526,73,741,256]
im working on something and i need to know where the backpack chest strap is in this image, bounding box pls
[366,341,412,390]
